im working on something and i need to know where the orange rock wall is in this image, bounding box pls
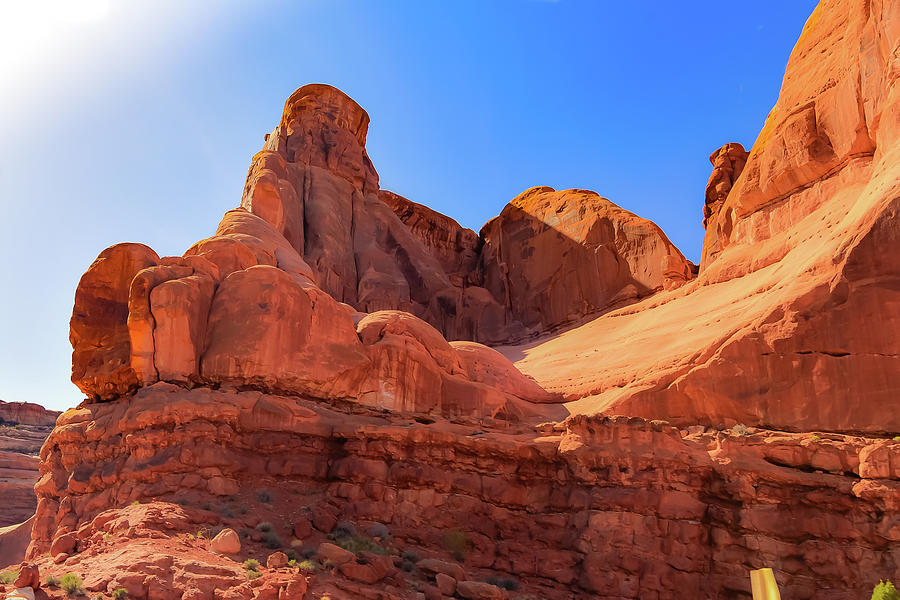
[29,386,900,599]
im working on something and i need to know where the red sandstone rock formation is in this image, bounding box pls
[33,1,900,599]
[478,187,692,333]
[69,207,557,421]
[503,0,900,433]
[26,386,900,598]
[238,84,692,346]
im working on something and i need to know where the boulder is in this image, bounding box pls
[266,551,288,569]
[316,542,354,566]
[210,528,241,555]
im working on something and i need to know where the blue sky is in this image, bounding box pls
[0,0,818,412]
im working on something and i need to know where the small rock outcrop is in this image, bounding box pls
[702,142,748,228]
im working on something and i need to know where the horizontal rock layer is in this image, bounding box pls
[28,385,900,599]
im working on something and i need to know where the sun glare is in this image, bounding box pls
[0,0,111,83]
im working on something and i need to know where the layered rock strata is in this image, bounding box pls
[28,385,900,599]
[0,402,59,526]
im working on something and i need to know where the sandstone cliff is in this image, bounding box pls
[504,0,900,434]
[239,85,691,346]
[0,401,59,527]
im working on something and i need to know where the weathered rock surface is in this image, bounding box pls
[0,401,60,428]
[27,387,900,598]
[237,84,693,346]
[503,0,900,433]
[68,206,557,422]
[0,403,58,527]
[703,142,748,228]
[479,187,692,333]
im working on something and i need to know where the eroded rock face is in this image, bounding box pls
[28,387,900,598]
[479,187,692,333]
[236,84,691,346]
[0,401,59,528]
[69,202,555,422]
[505,0,900,433]
[70,243,160,400]
[703,142,748,228]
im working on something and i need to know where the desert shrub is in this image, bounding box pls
[238,529,250,539]
[130,501,140,506]
[247,569,261,580]
[872,580,900,600]
[893,436,900,441]
[45,575,61,588]
[297,560,317,573]
[256,522,273,532]
[368,523,390,539]
[264,532,284,549]
[400,559,414,572]
[286,549,299,561]
[112,590,128,600]
[443,529,471,562]
[243,559,260,571]
[401,549,419,562]
[334,535,390,555]
[811,434,822,440]
[485,575,519,591]
[257,490,272,503]
[732,424,750,436]
[61,573,84,595]
[0,570,18,584]
[332,521,356,539]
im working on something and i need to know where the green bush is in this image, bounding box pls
[243,559,259,571]
[0,570,18,584]
[247,570,261,580]
[60,573,83,595]
[256,522,273,532]
[732,424,750,436]
[45,575,61,588]
[872,580,900,600]
[297,560,317,573]
[112,590,128,600]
